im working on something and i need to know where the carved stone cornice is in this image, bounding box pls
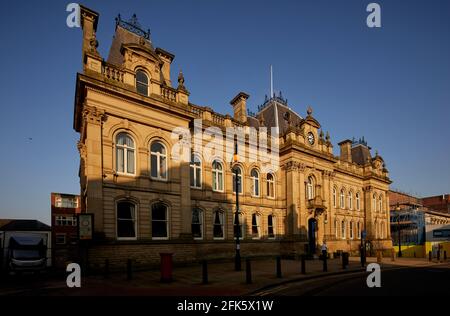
[282,161,305,171]
[82,105,107,125]
[363,185,373,192]
[77,141,87,159]
[322,170,335,179]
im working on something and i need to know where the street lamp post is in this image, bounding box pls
[233,143,241,271]
[396,204,402,257]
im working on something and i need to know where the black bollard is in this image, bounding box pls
[429,251,432,262]
[246,259,252,284]
[444,251,447,260]
[360,247,365,267]
[342,252,348,269]
[323,253,328,272]
[127,259,132,280]
[276,256,282,278]
[301,255,306,275]
[201,260,208,284]
[104,259,110,279]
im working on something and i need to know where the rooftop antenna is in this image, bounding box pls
[270,65,274,98]
[270,65,279,133]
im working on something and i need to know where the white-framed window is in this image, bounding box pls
[306,176,314,200]
[191,208,203,239]
[152,202,169,239]
[357,222,361,239]
[233,211,245,239]
[356,192,361,211]
[116,133,135,175]
[340,189,345,209]
[348,192,353,210]
[213,210,225,239]
[55,196,78,208]
[373,194,377,211]
[190,153,202,189]
[268,215,275,239]
[251,213,261,239]
[117,201,137,240]
[212,160,224,192]
[266,173,275,198]
[341,220,346,239]
[350,221,354,239]
[251,169,260,197]
[55,234,66,245]
[55,216,77,226]
[232,166,243,194]
[136,69,149,96]
[150,141,167,180]
[333,188,337,208]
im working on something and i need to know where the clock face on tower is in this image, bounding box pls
[307,132,315,145]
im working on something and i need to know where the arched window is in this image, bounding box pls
[151,202,168,239]
[357,222,361,239]
[335,219,338,238]
[356,192,361,211]
[373,194,377,211]
[268,215,275,239]
[379,196,383,213]
[116,133,135,175]
[349,221,354,239]
[232,166,243,194]
[251,169,260,196]
[341,220,346,239]
[116,201,137,239]
[333,188,337,208]
[380,222,384,239]
[190,153,202,189]
[191,208,203,239]
[136,69,149,96]
[267,173,275,198]
[340,189,345,209]
[306,176,314,200]
[212,160,224,192]
[233,211,245,239]
[213,210,224,239]
[251,213,261,239]
[150,141,167,180]
[348,192,353,210]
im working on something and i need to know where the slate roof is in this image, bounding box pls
[0,220,51,232]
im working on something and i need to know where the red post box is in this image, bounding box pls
[160,253,173,282]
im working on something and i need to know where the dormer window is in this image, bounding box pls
[136,69,149,96]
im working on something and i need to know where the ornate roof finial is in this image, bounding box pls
[326,131,330,142]
[307,106,313,116]
[319,129,324,139]
[177,70,187,92]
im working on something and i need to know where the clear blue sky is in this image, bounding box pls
[0,0,449,224]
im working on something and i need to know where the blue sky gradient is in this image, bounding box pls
[0,0,449,224]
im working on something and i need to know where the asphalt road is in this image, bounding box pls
[257,263,450,296]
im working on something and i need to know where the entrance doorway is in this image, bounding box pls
[308,218,317,254]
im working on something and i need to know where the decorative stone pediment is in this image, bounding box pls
[307,195,327,218]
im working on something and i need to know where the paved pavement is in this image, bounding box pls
[0,256,447,296]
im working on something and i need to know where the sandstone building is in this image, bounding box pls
[73,6,392,267]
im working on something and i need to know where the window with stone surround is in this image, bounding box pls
[135,69,149,96]
[267,173,275,198]
[251,169,260,197]
[151,202,168,239]
[117,201,137,240]
[190,153,202,189]
[150,141,167,180]
[191,208,203,239]
[116,133,135,175]
[212,160,224,192]
[268,215,275,239]
[213,210,224,239]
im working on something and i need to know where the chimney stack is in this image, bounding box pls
[230,92,249,123]
[338,139,352,163]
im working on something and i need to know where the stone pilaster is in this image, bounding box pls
[82,104,107,234]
